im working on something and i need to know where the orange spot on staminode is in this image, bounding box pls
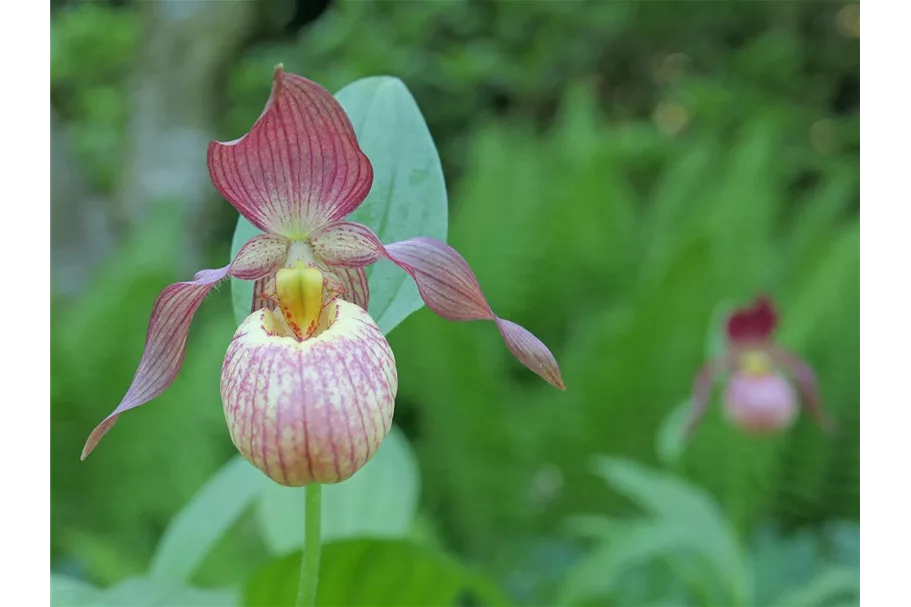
[305,320,318,339]
[276,263,323,342]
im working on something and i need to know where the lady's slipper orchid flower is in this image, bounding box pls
[684,296,837,436]
[82,66,564,486]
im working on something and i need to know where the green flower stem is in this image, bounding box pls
[295,483,322,607]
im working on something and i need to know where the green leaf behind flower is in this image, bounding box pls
[52,574,238,607]
[230,76,447,334]
[255,425,420,555]
[243,539,510,607]
[148,456,271,583]
[147,426,419,584]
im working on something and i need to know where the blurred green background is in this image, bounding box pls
[51,1,859,606]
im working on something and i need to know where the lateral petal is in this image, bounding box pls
[81,238,288,459]
[307,222,563,389]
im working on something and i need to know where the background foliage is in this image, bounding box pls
[51,1,859,605]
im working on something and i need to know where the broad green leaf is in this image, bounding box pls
[243,539,510,607]
[51,574,98,606]
[749,524,823,605]
[52,575,237,607]
[149,456,271,582]
[824,521,860,567]
[95,579,237,607]
[771,567,860,607]
[748,523,857,607]
[255,426,420,555]
[230,76,447,335]
[592,457,750,602]
[561,514,622,541]
[336,76,448,334]
[557,521,695,605]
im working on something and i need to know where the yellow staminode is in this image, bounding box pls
[276,262,324,340]
[740,350,773,377]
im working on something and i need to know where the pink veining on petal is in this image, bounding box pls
[382,237,564,389]
[251,273,278,316]
[495,319,566,391]
[207,66,373,237]
[769,346,839,434]
[310,221,383,267]
[221,301,397,486]
[81,238,287,460]
[80,267,231,460]
[311,222,564,389]
[333,267,370,310]
[230,234,290,280]
[383,237,494,321]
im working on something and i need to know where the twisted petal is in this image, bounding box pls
[683,356,731,437]
[81,235,289,459]
[222,300,397,486]
[311,222,564,389]
[769,346,839,434]
[208,66,373,237]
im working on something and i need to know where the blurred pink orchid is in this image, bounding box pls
[684,296,837,436]
[81,66,564,486]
